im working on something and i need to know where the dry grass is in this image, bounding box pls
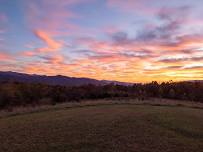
[0,98,203,118]
[0,100,203,152]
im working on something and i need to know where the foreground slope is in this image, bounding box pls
[0,103,203,152]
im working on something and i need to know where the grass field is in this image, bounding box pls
[0,102,203,152]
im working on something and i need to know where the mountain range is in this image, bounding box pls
[0,71,133,86]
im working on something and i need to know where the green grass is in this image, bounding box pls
[0,103,203,152]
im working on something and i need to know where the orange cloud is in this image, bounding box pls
[5,1,203,83]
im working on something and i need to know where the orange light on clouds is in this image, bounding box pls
[1,0,203,83]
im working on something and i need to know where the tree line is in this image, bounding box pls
[0,81,203,109]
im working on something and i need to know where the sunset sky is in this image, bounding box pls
[1,0,203,82]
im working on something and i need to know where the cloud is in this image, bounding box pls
[112,32,130,44]
[158,57,187,63]
[21,30,64,60]
[2,0,203,83]
[84,49,152,65]
[25,0,92,36]
[164,65,183,70]
[118,50,152,58]
[57,4,203,82]
[136,6,190,42]
[108,6,203,55]
[39,54,65,64]
[34,30,63,53]
[21,51,36,57]
[158,56,203,63]
[0,52,12,61]
[183,65,203,70]
[107,0,157,14]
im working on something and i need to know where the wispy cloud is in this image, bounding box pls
[25,0,92,36]
[34,30,63,53]
[1,0,203,82]
[158,55,203,63]
[107,0,158,14]
[0,52,13,61]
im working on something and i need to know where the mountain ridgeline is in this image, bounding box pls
[0,71,132,86]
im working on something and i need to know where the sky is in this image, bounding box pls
[1,0,203,83]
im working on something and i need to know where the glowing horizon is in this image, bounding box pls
[1,0,203,83]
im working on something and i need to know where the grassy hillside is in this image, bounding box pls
[0,103,203,152]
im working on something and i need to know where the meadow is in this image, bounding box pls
[0,100,203,152]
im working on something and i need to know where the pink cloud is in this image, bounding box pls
[21,51,36,57]
[25,0,93,36]
[34,30,63,53]
[4,0,203,82]
[0,52,12,61]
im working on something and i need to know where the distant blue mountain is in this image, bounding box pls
[0,71,133,86]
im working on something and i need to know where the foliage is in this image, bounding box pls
[0,80,203,109]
